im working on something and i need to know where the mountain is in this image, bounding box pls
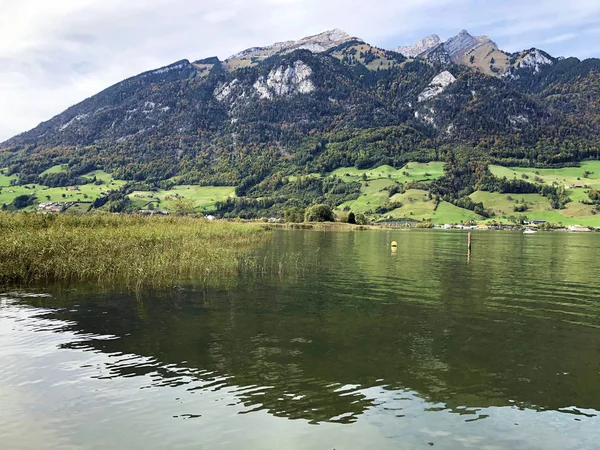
[1,28,600,217]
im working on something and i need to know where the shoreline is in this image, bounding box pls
[254,222,598,233]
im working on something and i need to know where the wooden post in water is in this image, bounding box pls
[467,232,472,264]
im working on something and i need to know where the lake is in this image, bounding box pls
[1,229,599,449]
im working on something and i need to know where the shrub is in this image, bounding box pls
[514,204,528,212]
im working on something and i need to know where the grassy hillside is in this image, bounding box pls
[470,191,550,217]
[0,169,17,187]
[0,167,236,214]
[489,162,600,189]
[331,162,445,184]
[129,186,235,212]
[40,164,69,176]
[3,160,600,227]
[334,164,481,224]
[0,170,126,210]
[387,191,482,224]
[485,162,600,226]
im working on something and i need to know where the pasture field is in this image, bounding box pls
[40,164,68,176]
[0,170,126,210]
[0,168,17,186]
[331,162,445,184]
[129,186,236,212]
[489,162,600,190]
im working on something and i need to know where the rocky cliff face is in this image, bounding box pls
[253,61,315,99]
[215,60,315,104]
[396,34,441,58]
[511,49,554,75]
[418,71,457,102]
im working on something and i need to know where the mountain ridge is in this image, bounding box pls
[1,27,600,220]
[3,26,587,149]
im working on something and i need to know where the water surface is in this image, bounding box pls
[1,230,599,449]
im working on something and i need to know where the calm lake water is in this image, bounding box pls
[1,230,600,449]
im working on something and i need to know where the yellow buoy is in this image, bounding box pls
[391,241,398,248]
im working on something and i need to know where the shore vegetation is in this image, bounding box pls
[0,213,267,289]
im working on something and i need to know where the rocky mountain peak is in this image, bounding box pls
[443,29,495,60]
[227,29,359,61]
[396,34,442,58]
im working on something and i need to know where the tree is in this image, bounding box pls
[13,194,36,209]
[354,213,369,225]
[107,195,134,213]
[305,204,335,222]
[172,198,196,216]
[284,207,305,223]
[347,212,356,224]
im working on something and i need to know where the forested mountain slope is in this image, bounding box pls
[1,29,599,218]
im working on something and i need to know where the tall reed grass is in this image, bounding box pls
[0,213,268,289]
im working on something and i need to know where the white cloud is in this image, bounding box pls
[0,0,599,141]
[541,33,577,45]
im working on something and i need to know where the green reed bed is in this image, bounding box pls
[0,213,268,289]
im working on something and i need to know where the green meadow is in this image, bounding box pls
[0,169,18,186]
[129,186,236,211]
[331,162,445,184]
[0,167,233,213]
[489,162,600,190]
[0,168,126,210]
[40,164,69,176]
[335,162,600,226]
[484,162,600,226]
[388,190,482,224]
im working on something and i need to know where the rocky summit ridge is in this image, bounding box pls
[224,28,554,78]
[227,29,360,61]
[443,29,494,60]
[395,34,441,58]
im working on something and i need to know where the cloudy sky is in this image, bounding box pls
[1,0,600,141]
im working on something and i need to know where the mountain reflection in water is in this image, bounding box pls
[1,230,599,449]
